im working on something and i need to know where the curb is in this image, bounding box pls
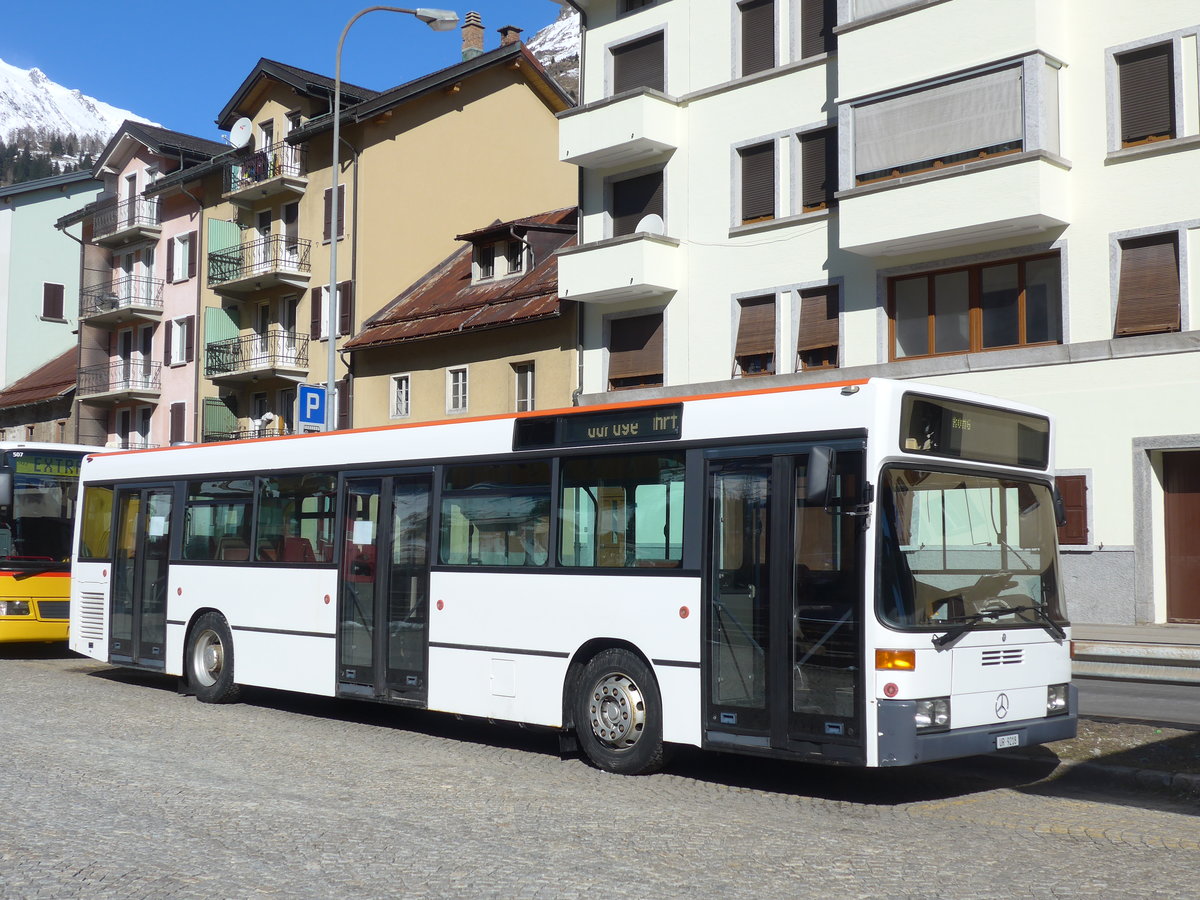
[988,751,1200,798]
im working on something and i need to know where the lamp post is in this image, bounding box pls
[325,6,459,431]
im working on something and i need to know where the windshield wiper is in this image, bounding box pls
[932,603,1065,648]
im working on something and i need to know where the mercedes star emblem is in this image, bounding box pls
[995,692,1011,719]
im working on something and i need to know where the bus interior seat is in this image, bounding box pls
[282,536,316,563]
[257,539,280,562]
[216,536,250,561]
[184,535,215,560]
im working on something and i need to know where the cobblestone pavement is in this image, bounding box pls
[1,650,1196,899]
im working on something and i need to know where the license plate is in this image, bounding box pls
[995,733,1020,750]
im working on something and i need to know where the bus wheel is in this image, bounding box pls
[186,612,242,704]
[575,649,667,775]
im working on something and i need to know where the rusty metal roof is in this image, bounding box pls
[0,349,76,410]
[345,207,577,352]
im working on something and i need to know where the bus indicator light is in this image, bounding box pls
[876,649,916,671]
[324,595,331,605]
[679,606,689,619]
[883,682,899,698]
[437,599,444,610]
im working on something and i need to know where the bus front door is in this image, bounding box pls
[707,451,863,762]
[110,485,172,669]
[338,474,432,704]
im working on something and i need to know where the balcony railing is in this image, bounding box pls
[225,145,306,194]
[77,360,162,399]
[205,330,309,379]
[202,425,293,443]
[91,197,161,242]
[110,440,159,450]
[208,235,312,291]
[80,274,165,320]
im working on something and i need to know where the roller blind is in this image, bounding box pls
[855,66,1023,176]
[736,296,776,357]
[1115,233,1180,336]
[797,286,839,351]
[740,0,775,77]
[740,142,775,222]
[613,32,665,94]
[1118,44,1175,145]
[801,128,837,211]
[612,171,664,237]
[608,313,664,381]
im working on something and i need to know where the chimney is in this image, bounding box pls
[498,25,523,47]
[462,11,484,60]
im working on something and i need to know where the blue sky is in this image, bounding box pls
[2,1,566,142]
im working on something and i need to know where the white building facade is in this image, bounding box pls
[557,0,1200,626]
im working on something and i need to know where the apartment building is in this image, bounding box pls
[557,0,1200,626]
[59,123,225,448]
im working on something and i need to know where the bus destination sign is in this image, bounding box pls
[514,404,683,451]
[10,454,82,478]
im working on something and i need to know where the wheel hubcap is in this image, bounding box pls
[589,672,646,750]
[193,630,223,686]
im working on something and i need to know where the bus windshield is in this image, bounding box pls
[876,467,1067,632]
[1,450,83,571]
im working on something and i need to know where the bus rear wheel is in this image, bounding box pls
[187,612,242,704]
[575,648,667,775]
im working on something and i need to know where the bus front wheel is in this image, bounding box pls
[186,612,242,704]
[575,648,667,775]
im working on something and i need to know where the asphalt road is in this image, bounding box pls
[1077,677,1200,727]
[1,647,1197,898]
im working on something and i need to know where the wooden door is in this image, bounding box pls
[1164,452,1200,623]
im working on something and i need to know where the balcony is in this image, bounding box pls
[559,91,681,169]
[205,330,309,384]
[557,233,681,304]
[77,361,162,404]
[201,425,292,443]
[837,151,1070,257]
[208,235,312,295]
[223,146,307,206]
[79,275,164,326]
[91,198,161,248]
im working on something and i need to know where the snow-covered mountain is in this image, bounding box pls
[528,6,581,99]
[0,56,157,143]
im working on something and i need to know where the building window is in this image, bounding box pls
[513,362,535,411]
[168,231,197,283]
[739,142,775,224]
[734,296,775,376]
[612,31,665,94]
[611,170,664,237]
[798,286,840,369]
[1114,233,1180,336]
[448,366,468,413]
[800,0,835,57]
[853,65,1023,185]
[506,240,524,275]
[1116,43,1175,147]
[477,243,496,280]
[889,253,1061,360]
[391,374,411,418]
[739,0,775,77]
[164,315,194,366]
[799,127,837,212]
[620,0,655,12]
[323,184,346,241]
[41,282,64,320]
[311,281,353,339]
[608,313,664,390]
[1055,474,1088,546]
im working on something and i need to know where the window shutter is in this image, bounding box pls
[800,0,835,57]
[801,128,837,211]
[338,281,354,336]
[336,376,352,430]
[1118,44,1175,145]
[43,283,64,319]
[608,313,664,384]
[612,171,664,237]
[336,184,345,237]
[323,189,332,242]
[187,230,198,279]
[798,286,840,352]
[311,287,322,337]
[740,0,775,77]
[740,142,775,223]
[169,402,186,444]
[736,296,775,357]
[1115,233,1180,336]
[1056,475,1088,546]
[166,237,175,284]
[164,319,174,365]
[184,315,195,363]
[612,32,665,94]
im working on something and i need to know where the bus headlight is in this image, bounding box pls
[915,697,951,732]
[1047,684,1069,716]
[0,600,30,616]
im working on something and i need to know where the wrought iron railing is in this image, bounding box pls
[205,330,309,377]
[77,361,162,397]
[208,235,312,286]
[202,425,293,443]
[80,274,165,318]
[111,440,159,450]
[92,197,161,239]
[226,145,306,193]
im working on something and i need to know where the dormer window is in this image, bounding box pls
[477,244,495,280]
[473,239,526,283]
[506,240,524,274]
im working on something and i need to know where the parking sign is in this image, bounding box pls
[298,384,326,431]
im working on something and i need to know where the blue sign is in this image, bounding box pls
[298,384,326,429]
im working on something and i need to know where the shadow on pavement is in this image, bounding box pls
[0,642,74,660]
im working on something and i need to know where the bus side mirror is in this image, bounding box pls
[1052,486,1067,528]
[807,447,836,509]
[0,470,11,510]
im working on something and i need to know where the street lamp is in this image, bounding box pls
[325,6,459,431]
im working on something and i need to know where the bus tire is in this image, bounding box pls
[575,648,667,775]
[186,612,242,704]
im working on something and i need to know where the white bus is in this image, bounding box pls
[69,378,1075,774]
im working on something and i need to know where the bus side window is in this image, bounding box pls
[79,485,114,560]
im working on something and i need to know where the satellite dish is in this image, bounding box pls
[635,213,664,235]
[229,117,254,150]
